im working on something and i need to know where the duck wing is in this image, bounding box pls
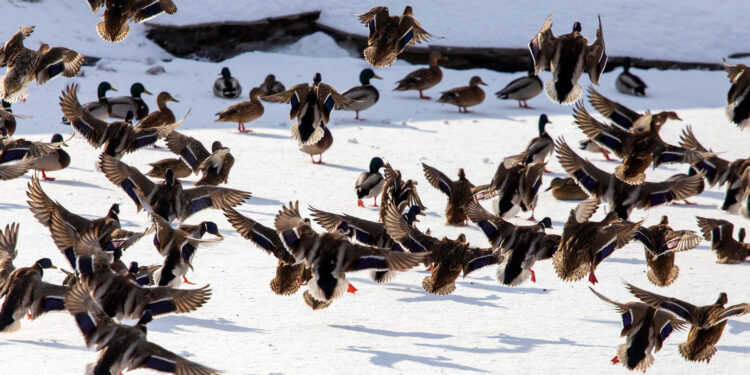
[178,186,251,221]
[99,154,155,211]
[262,83,310,120]
[572,101,627,156]
[695,216,735,244]
[59,83,109,147]
[35,47,84,85]
[165,131,210,172]
[555,138,610,196]
[132,341,221,375]
[342,243,429,273]
[0,158,34,180]
[625,282,700,324]
[223,208,293,263]
[635,174,704,209]
[584,15,607,85]
[588,87,640,130]
[382,202,438,253]
[422,162,454,196]
[528,14,556,75]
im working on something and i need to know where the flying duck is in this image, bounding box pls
[87,0,178,42]
[357,6,432,67]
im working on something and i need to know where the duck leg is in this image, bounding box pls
[530,269,536,283]
[312,154,325,164]
[600,148,615,161]
[347,283,358,293]
[611,355,619,364]
[182,275,196,285]
[41,169,55,181]
[418,90,431,100]
[238,122,252,133]
[526,208,536,221]
[674,200,698,205]
[369,196,378,207]
[355,111,366,121]
[297,277,308,286]
[588,270,598,284]
[357,200,365,207]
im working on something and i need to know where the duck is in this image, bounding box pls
[274,201,428,308]
[626,283,750,363]
[299,128,333,164]
[495,66,543,108]
[722,59,750,129]
[87,0,178,42]
[382,202,495,295]
[178,221,223,240]
[215,87,264,133]
[437,76,487,113]
[422,163,476,225]
[0,255,65,333]
[378,163,426,222]
[394,51,446,99]
[28,134,70,181]
[552,197,640,284]
[1,133,68,180]
[572,101,707,184]
[545,177,588,200]
[223,207,311,295]
[60,84,178,160]
[555,138,706,219]
[165,130,235,185]
[0,223,19,292]
[65,283,221,375]
[634,216,702,287]
[26,176,146,269]
[0,26,85,102]
[341,68,382,120]
[473,159,546,220]
[696,217,750,264]
[678,125,735,187]
[520,114,554,164]
[357,6,432,67]
[213,67,242,98]
[616,57,647,96]
[528,15,606,105]
[355,156,385,207]
[135,91,188,148]
[464,201,557,285]
[588,87,672,131]
[719,160,750,213]
[1,100,28,137]
[145,158,192,179]
[98,153,251,223]
[259,74,285,97]
[263,73,353,145]
[83,82,153,121]
[589,287,686,371]
[310,205,422,284]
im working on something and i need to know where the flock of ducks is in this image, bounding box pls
[2,3,750,374]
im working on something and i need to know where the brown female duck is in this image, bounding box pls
[394,51,446,99]
[215,87,264,133]
[722,59,750,129]
[696,217,750,263]
[438,76,487,113]
[88,0,178,42]
[422,163,476,225]
[357,6,432,67]
[545,177,588,200]
[634,216,701,286]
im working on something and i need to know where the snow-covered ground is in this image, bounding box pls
[3,2,750,374]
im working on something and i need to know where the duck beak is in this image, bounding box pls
[216,232,224,239]
[545,186,553,191]
[110,87,118,92]
[62,141,69,147]
[50,265,58,269]
[480,81,488,86]
[143,89,153,96]
[372,74,383,80]
[170,98,180,103]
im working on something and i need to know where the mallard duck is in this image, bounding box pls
[215,87,263,133]
[394,51,446,99]
[553,197,640,284]
[679,125,735,187]
[474,159,545,220]
[529,15,606,104]
[355,156,385,207]
[146,158,192,179]
[722,59,750,129]
[83,82,152,121]
[0,223,19,293]
[464,201,557,285]
[264,73,353,145]
[572,101,708,184]
[60,84,178,160]
[589,287,686,371]
[178,221,222,240]
[1,133,68,180]
[310,205,422,284]
[437,76,487,113]
[0,26,84,102]
[357,6,432,67]
[720,160,750,213]
[495,66,543,108]
[382,202,494,295]
[521,114,554,165]
[634,216,701,287]
[165,130,235,186]
[626,283,750,363]
[378,163,426,222]
[28,134,70,181]
[556,138,705,219]
[78,81,117,121]
[98,153,251,223]
[223,207,311,295]
[259,74,285,97]
[545,177,588,200]
[1,100,28,137]
[26,176,145,268]
[342,69,382,120]
[274,201,427,307]
[588,87,676,131]
[0,255,65,333]
[299,127,333,164]
[213,67,242,98]
[616,57,647,96]
[135,91,180,129]
[422,163,476,225]
[696,217,750,264]
[88,0,178,42]
[65,283,221,375]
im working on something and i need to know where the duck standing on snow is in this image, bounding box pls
[355,157,385,207]
[0,255,65,333]
[528,15,606,105]
[495,66,543,108]
[213,67,242,99]
[0,26,84,103]
[88,0,178,42]
[438,76,487,113]
[27,134,70,181]
[83,82,152,121]
[722,59,750,129]
[259,74,285,98]
[215,87,264,133]
[341,68,382,120]
[394,51,446,99]
[357,6,432,67]
[616,57,647,96]
[520,114,554,165]
[1,133,69,181]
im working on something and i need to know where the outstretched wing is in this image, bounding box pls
[625,282,699,324]
[584,15,606,85]
[223,208,292,262]
[98,154,155,210]
[382,202,437,253]
[555,138,610,196]
[572,101,627,156]
[58,83,109,147]
[636,174,704,209]
[422,163,453,196]
[588,87,641,130]
[262,83,310,120]
[528,15,556,75]
[165,131,210,172]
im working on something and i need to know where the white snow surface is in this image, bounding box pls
[2,4,750,375]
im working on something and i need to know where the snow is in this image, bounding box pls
[3,3,750,374]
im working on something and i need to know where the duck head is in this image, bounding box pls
[715,292,728,306]
[659,215,669,225]
[109,203,120,218]
[572,22,582,33]
[739,228,746,242]
[130,82,152,98]
[51,133,68,147]
[545,177,566,191]
[602,211,620,225]
[128,261,139,276]
[403,205,422,224]
[137,310,153,334]
[428,51,448,66]
[264,74,277,86]
[249,87,264,100]
[538,217,552,229]
[97,81,117,98]
[164,168,175,187]
[202,221,222,238]
[457,168,467,180]
[369,157,385,173]
[469,76,488,87]
[359,69,382,85]
[157,92,179,104]
[35,257,56,272]
[1,100,10,112]
[313,73,322,84]
[402,6,413,17]
[211,141,224,152]
[622,57,632,72]
[538,114,551,135]
[220,67,232,79]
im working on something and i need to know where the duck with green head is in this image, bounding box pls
[521,114,554,167]
[616,57,647,97]
[80,81,118,121]
[214,67,242,99]
[107,82,153,120]
[355,157,386,206]
[30,133,70,181]
[341,69,383,120]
